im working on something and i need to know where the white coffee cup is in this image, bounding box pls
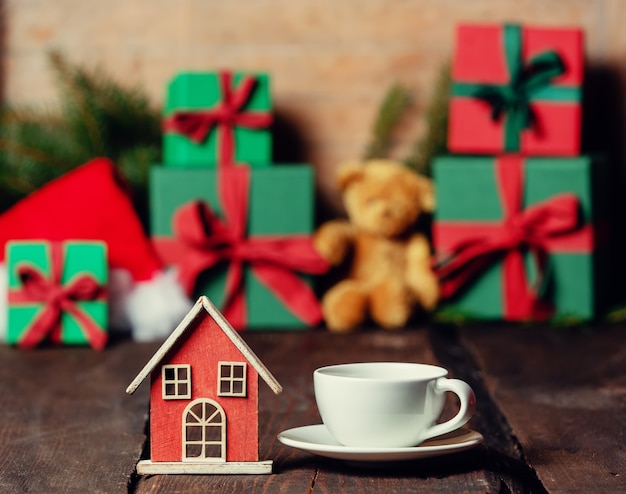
[313,362,476,448]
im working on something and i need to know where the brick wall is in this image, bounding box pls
[2,0,625,213]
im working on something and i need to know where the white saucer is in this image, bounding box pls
[277,424,483,462]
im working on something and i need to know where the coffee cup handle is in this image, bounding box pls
[420,378,476,442]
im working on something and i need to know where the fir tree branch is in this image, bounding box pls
[0,106,79,171]
[363,83,412,160]
[1,105,62,127]
[0,138,70,169]
[404,62,451,176]
[0,50,162,220]
[0,159,43,193]
[48,50,106,155]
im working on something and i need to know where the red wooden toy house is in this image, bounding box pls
[126,296,282,475]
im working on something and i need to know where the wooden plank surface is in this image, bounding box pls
[461,325,626,493]
[132,331,536,493]
[6,327,618,492]
[0,337,160,493]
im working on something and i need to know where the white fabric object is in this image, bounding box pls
[123,268,193,342]
[0,265,192,343]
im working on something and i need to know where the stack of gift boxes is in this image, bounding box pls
[150,71,327,331]
[433,23,607,321]
[4,70,327,350]
[7,25,607,349]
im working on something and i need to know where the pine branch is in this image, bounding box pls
[47,49,161,164]
[404,62,451,176]
[0,105,81,191]
[363,83,412,160]
[48,50,106,155]
[0,50,162,220]
[117,145,160,190]
[1,105,62,127]
[0,137,69,169]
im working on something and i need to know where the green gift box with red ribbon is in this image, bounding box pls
[433,155,606,321]
[150,164,328,330]
[448,23,583,156]
[163,71,272,167]
[6,241,108,349]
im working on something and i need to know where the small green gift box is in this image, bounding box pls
[7,241,108,349]
[163,71,272,167]
[433,155,606,321]
[150,165,327,329]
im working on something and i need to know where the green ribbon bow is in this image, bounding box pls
[453,24,579,152]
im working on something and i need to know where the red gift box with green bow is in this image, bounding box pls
[448,23,583,156]
[163,71,272,167]
[433,155,606,321]
[7,241,108,349]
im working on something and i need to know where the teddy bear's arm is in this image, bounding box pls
[313,219,355,266]
[406,233,440,312]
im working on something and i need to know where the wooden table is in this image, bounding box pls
[1,324,624,493]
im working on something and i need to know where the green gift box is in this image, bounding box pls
[150,165,325,329]
[163,71,272,167]
[433,155,606,321]
[7,241,108,349]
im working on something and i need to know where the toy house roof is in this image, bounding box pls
[126,296,283,396]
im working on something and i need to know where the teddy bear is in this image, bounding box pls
[314,159,439,332]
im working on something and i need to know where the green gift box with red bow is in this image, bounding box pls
[433,155,607,321]
[448,23,584,156]
[163,71,272,167]
[150,164,328,330]
[6,241,108,349]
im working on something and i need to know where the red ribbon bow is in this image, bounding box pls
[9,243,107,349]
[160,71,325,327]
[163,71,272,164]
[155,165,329,329]
[435,155,593,320]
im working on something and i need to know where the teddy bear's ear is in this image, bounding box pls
[415,175,435,213]
[336,162,365,191]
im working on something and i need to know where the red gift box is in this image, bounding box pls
[448,23,583,156]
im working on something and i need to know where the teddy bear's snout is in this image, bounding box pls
[377,202,408,221]
[371,205,395,224]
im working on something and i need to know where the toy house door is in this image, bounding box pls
[183,399,226,462]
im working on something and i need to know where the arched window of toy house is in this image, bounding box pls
[183,399,226,462]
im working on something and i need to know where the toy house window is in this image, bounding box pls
[162,364,191,400]
[217,362,247,397]
[183,399,226,462]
